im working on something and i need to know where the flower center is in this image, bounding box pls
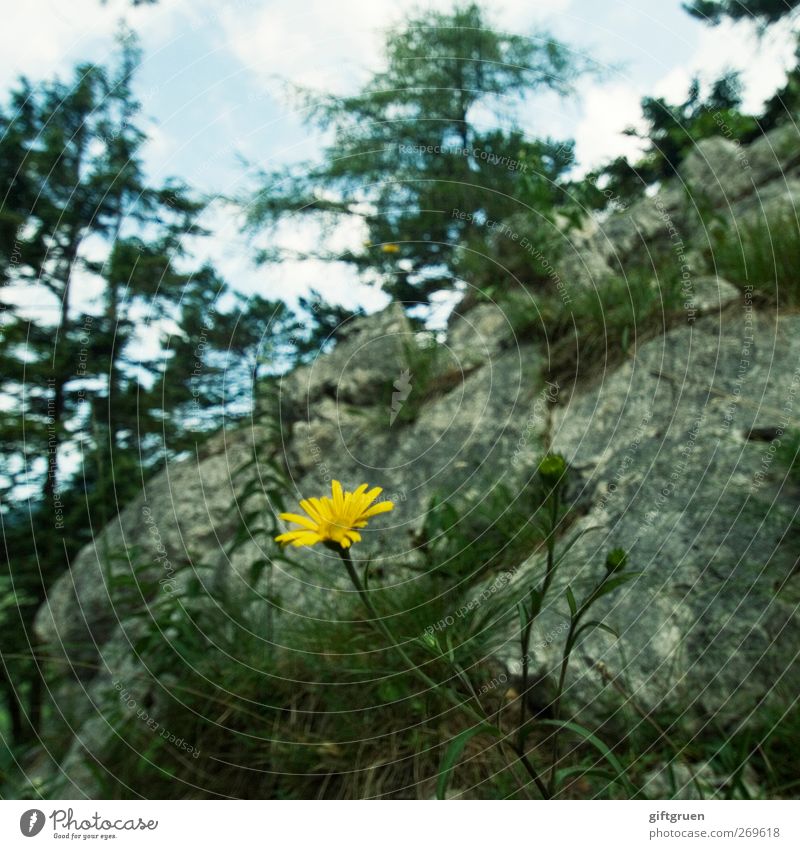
[319,514,351,543]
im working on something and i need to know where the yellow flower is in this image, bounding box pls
[275,480,394,549]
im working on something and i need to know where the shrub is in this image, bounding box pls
[707,204,800,305]
[507,268,684,380]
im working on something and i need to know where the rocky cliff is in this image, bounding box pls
[32,124,800,797]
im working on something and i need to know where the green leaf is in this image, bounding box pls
[537,719,636,795]
[517,600,527,634]
[436,724,500,800]
[419,631,439,652]
[565,585,578,617]
[528,587,543,619]
[444,630,457,664]
[591,572,642,604]
[554,526,603,567]
[555,764,616,785]
[574,620,619,645]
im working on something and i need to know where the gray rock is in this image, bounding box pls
[35,308,553,784]
[35,425,272,671]
[448,302,514,365]
[280,301,411,406]
[593,183,687,268]
[744,123,800,187]
[683,275,740,316]
[30,125,800,796]
[680,136,757,209]
[517,307,800,726]
[281,338,550,561]
[642,759,761,800]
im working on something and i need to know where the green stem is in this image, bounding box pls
[548,621,575,795]
[513,485,564,792]
[266,559,274,650]
[547,572,610,794]
[337,546,550,799]
[552,573,609,723]
[542,486,560,597]
[517,485,561,789]
[517,615,533,750]
[338,547,482,719]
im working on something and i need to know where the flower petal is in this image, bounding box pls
[299,499,323,522]
[331,480,344,511]
[360,500,394,519]
[275,530,322,547]
[277,481,394,551]
[279,512,319,531]
[310,497,333,520]
[362,486,383,505]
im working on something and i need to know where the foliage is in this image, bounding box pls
[705,204,800,305]
[683,0,800,26]
[760,35,800,131]
[294,289,366,362]
[0,34,304,755]
[503,268,685,382]
[415,481,546,582]
[34,453,647,800]
[247,2,596,305]
[4,0,800,804]
[595,2,800,202]
[593,73,759,200]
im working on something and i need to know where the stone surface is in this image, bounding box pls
[642,760,761,800]
[514,307,800,726]
[30,125,800,798]
[680,136,757,209]
[447,302,514,365]
[684,275,740,316]
[743,122,800,187]
[34,303,552,795]
[280,301,411,406]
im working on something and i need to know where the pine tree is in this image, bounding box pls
[684,0,800,26]
[0,33,301,750]
[247,3,594,306]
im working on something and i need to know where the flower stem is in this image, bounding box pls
[337,546,474,715]
[547,572,610,795]
[337,546,550,798]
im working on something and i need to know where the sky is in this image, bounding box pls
[1,0,797,313]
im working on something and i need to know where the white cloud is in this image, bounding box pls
[266,257,389,312]
[571,16,798,171]
[187,200,385,313]
[573,82,648,172]
[653,18,797,110]
[219,1,403,92]
[219,0,574,93]
[0,0,173,90]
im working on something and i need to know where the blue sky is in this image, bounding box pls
[2,0,797,312]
